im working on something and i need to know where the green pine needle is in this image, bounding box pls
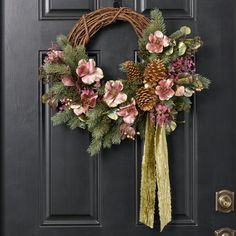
[56,35,69,49]
[43,63,70,75]
[51,108,74,126]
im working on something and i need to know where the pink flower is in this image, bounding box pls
[155,79,175,101]
[117,99,138,125]
[175,86,185,96]
[120,123,136,140]
[81,89,98,113]
[76,59,104,85]
[156,104,171,126]
[44,50,64,64]
[146,31,169,54]
[103,80,127,107]
[70,89,98,116]
[169,56,195,81]
[62,76,75,86]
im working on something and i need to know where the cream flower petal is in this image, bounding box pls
[81,74,96,85]
[154,30,164,38]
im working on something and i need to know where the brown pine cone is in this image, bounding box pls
[144,59,167,87]
[136,86,158,111]
[122,60,142,81]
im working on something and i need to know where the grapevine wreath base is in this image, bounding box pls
[39,7,210,232]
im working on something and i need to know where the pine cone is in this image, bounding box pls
[144,59,167,87]
[136,86,158,111]
[122,60,142,81]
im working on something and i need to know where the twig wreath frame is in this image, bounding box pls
[39,7,210,232]
[68,7,150,46]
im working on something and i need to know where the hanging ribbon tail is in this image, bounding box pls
[155,126,172,231]
[139,114,156,228]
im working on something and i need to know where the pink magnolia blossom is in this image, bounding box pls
[146,31,169,54]
[62,76,75,86]
[175,86,185,96]
[155,79,175,101]
[103,80,127,107]
[156,104,171,126]
[120,123,136,140]
[70,89,98,116]
[81,89,98,112]
[117,99,138,125]
[76,59,104,85]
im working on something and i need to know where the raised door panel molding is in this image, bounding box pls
[40,0,99,20]
[39,51,101,226]
[135,0,195,19]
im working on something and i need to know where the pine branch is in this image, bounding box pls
[91,117,111,140]
[174,97,192,112]
[56,35,69,50]
[103,121,122,148]
[67,116,86,129]
[43,63,70,75]
[51,108,74,125]
[150,9,166,34]
[123,79,142,99]
[87,138,102,156]
[86,103,107,130]
[63,44,88,71]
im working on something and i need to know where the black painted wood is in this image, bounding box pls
[1,0,236,235]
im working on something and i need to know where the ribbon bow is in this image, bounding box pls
[139,114,172,231]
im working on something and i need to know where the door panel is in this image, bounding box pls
[2,0,236,235]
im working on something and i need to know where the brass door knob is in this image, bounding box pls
[219,195,232,209]
[215,228,236,236]
[216,190,234,213]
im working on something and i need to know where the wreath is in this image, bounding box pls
[39,7,210,232]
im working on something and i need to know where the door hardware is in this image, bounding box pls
[216,190,234,213]
[215,228,236,236]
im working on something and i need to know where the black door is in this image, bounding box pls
[2,0,236,235]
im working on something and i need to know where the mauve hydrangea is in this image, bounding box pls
[156,104,172,126]
[44,49,64,64]
[169,56,195,81]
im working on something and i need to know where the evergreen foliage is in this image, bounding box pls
[56,35,69,49]
[43,63,70,75]
[67,116,86,129]
[51,108,74,125]
[63,44,88,71]
[174,97,192,112]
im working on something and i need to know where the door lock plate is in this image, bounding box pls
[216,190,234,213]
[215,228,236,236]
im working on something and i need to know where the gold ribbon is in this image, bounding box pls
[139,114,172,232]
